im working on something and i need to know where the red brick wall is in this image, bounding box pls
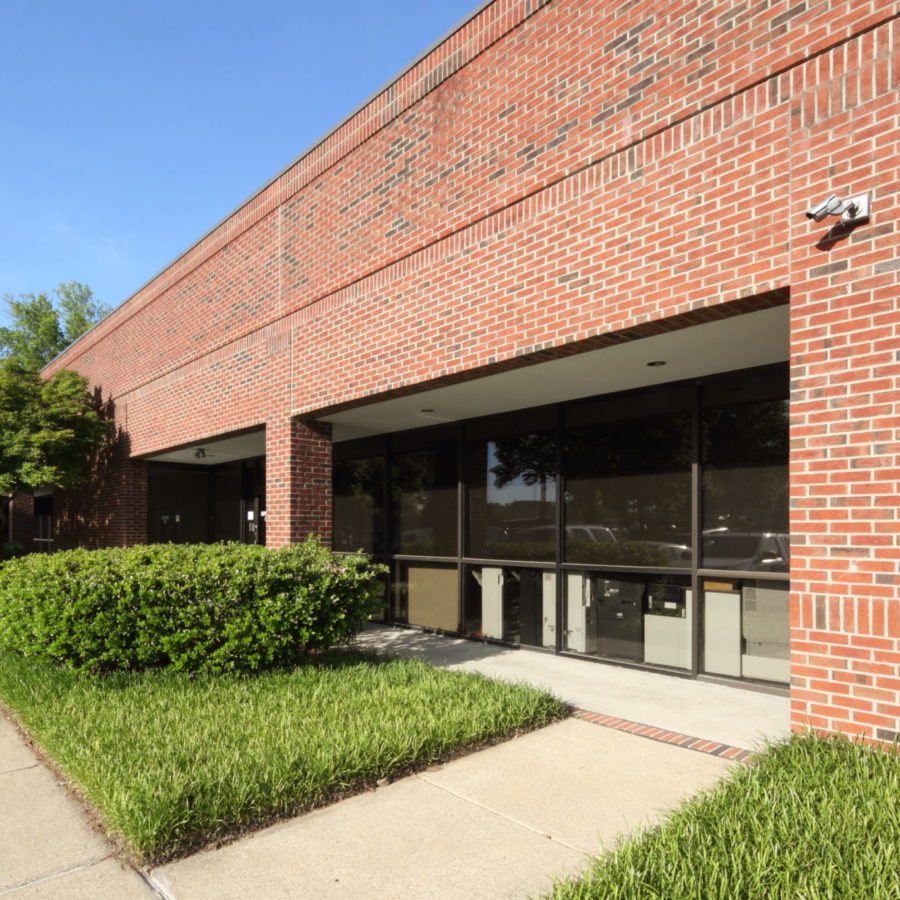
[787,20,900,742]
[9,495,35,555]
[36,0,900,739]
[53,433,148,550]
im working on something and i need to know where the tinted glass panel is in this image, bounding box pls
[148,464,210,543]
[333,455,385,553]
[391,431,457,556]
[391,561,458,631]
[702,578,789,683]
[565,387,692,567]
[464,566,556,648]
[565,572,691,668]
[702,366,789,572]
[211,464,242,542]
[467,411,557,561]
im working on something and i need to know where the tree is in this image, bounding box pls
[0,282,111,371]
[0,284,112,494]
[0,362,110,494]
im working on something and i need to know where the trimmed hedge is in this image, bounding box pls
[0,540,386,674]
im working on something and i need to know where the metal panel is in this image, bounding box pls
[407,566,459,631]
[645,589,692,669]
[703,590,742,677]
[542,571,556,648]
[565,573,597,654]
[481,566,504,640]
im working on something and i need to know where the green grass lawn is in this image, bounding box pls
[0,648,567,863]
[546,732,900,899]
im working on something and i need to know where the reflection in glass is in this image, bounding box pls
[467,416,557,561]
[464,566,555,647]
[391,437,457,556]
[392,562,458,631]
[333,455,385,553]
[702,367,789,572]
[565,388,692,567]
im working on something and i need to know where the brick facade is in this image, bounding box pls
[33,0,900,739]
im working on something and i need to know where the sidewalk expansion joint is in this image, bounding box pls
[571,709,753,762]
[416,773,589,855]
[0,857,112,896]
[0,763,40,776]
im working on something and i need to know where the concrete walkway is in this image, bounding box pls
[0,713,154,898]
[1,626,790,899]
[353,624,790,751]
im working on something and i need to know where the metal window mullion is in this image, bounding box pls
[691,380,702,677]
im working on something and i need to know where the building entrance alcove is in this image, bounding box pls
[144,430,266,545]
[323,305,791,689]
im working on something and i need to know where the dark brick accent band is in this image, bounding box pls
[572,709,753,762]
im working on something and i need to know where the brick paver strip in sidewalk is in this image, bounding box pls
[572,709,754,762]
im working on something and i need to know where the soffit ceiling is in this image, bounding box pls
[321,306,789,442]
[143,429,266,466]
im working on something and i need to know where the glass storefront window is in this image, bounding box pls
[333,443,385,554]
[701,366,789,572]
[467,410,557,561]
[464,565,556,648]
[391,428,457,556]
[564,572,691,669]
[334,361,789,686]
[565,386,692,567]
[702,579,789,684]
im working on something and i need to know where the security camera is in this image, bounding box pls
[805,194,844,222]
[805,192,870,225]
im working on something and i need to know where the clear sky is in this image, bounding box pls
[0,0,481,327]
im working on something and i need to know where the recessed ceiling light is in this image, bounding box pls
[646,360,667,367]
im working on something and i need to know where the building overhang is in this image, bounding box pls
[320,305,789,442]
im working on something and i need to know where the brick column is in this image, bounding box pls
[265,417,333,548]
[788,22,900,741]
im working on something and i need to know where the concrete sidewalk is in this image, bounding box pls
[353,623,790,751]
[0,713,154,898]
[150,719,730,899]
[2,626,790,899]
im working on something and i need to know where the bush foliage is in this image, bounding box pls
[0,540,386,674]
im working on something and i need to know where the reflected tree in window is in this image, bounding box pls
[702,391,789,571]
[333,456,385,553]
[392,441,457,556]
[468,430,557,561]
[565,403,692,566]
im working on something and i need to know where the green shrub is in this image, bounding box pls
[0,542,23,562]
[0,539,386,674]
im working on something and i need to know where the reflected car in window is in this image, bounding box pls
[703,532,789,572]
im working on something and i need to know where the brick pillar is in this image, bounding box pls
[265,417,333,548]
[788,28,900,742]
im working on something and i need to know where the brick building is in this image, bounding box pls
[14,0,900,740]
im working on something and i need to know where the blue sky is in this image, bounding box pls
[0,0,480,327]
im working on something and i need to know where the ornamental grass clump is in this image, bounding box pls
[0,539,386,674]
